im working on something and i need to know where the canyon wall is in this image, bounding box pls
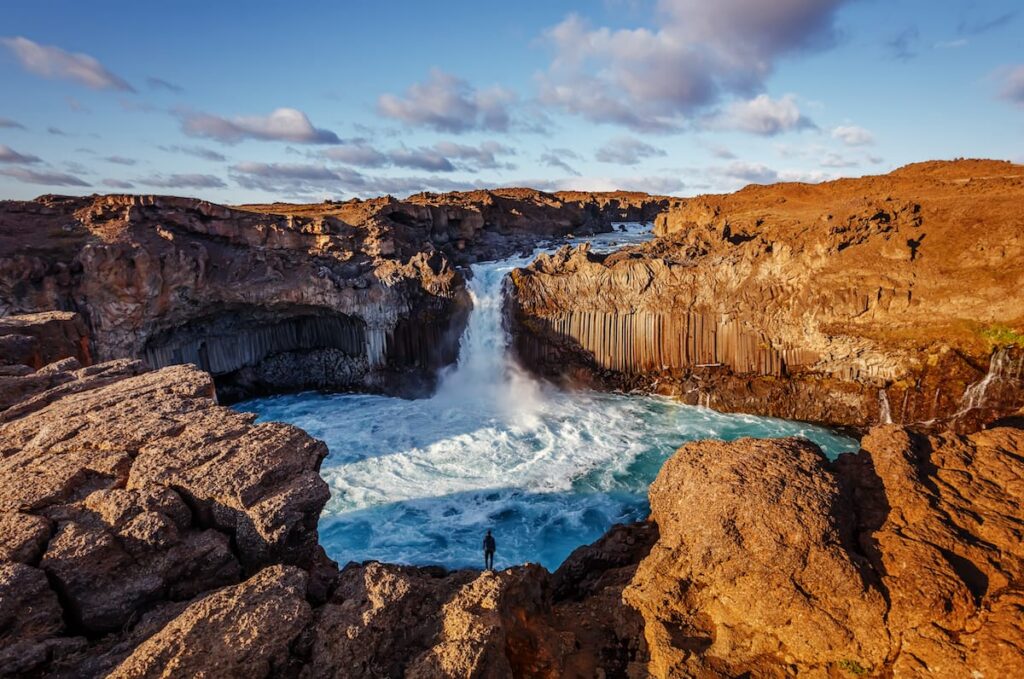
[509,160,1024,431]
[2,317,1020,677]
[0,189,665,401]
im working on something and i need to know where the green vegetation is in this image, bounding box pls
[979,324,1024,348]
[838,659,870,676]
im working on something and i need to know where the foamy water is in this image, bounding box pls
[239,225,858,570]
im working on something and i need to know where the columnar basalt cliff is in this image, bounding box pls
[508,160,1024,431]
[1,315,1021,677]
[0,189,663,401]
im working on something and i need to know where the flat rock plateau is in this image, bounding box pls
[1,163,1022,678]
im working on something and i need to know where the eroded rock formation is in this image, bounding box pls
[3,312,1020,677]
[508,160,1024,430]
[0,189,665,401]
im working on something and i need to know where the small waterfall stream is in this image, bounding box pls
[238,226,859,569]
[955,348,1024,418]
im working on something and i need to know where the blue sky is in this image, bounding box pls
[1,0,1021,203]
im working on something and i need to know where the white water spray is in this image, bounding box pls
[239,224,859,569]
[955,348,1024,418]
[878,389,893,424]
[433,258,545,427]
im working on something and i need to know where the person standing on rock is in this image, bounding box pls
[483,529,496,570]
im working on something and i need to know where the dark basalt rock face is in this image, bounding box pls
[507,160,1024,432]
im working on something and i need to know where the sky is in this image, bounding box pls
[0,0,1021,203]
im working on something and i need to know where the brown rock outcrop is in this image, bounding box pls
[0,311,90,368]
[509,160,1024,431]
[1,349,1021,677]
[0,194,475,401]
[625,426,1024,677]
[108,565,312,679]
[0,359,330,675]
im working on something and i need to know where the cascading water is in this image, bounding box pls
[955,347,1024,417]
[239,225,858,570]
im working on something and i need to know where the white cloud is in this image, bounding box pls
[158,145,227,162]
[0,145,41,164]
[228,161,482,198]
[831,125,875,146]
[524,175,685,195]
[720,161,779,184]
[1,36,134,91]
[378,69,515,133]
[595,136,667,165]
[537,0,849,131]
[0,167,89,186]
[136,173,227,189]
[179,108,340,144]
[323,141,389,168]
[323,140,515,172]
[998,65,1024,104]
[709,94,815,135]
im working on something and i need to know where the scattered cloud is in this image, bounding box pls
[958,10,1017,36]
[720,161,779,184]
[230,162,344,193]
[431,141,515,170]
[47,126,68,136]
[0,167,89,186]
[831,125,875,146]
[707,94,815,135]
[820,151,859,168]
[323,139,515,172]
[229,160,483,198]
[66,96,90,113]
[537,0,850,131]
[998,65,1024,105]
[323,140,389,168]
[0,117,26,130]
[146,76,184,93]
[884,27,919,61]
[387,147,456,172]
[178,107,340,144]
[1,36,134,91]
[704,143,737,160]
[136,173,227,189]
[63,161,92,175]
[157,144,228,162]
[526,175,685,195]
[102,179,135,189]
[378,69,515,133]
[595,136,667,165]
[539,149,581,176]
[0,144,41,164]
[103,155,137,166]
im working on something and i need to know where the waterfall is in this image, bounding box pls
[238,223,861,570]
[955,348,1024,417]
[432,258,544,423]
[878,389,893,424]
